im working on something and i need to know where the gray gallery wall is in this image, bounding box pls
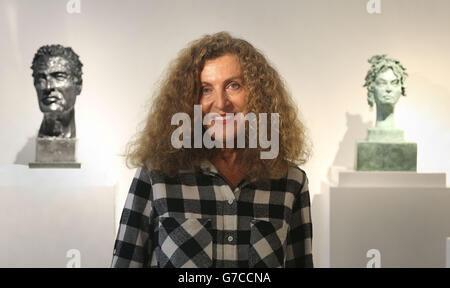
[0,0,449,267]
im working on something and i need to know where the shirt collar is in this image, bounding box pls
[199,159,219,175]
[199,159,250,189]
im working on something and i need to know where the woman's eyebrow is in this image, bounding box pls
[225,76,243,82]
[201,75,243,85]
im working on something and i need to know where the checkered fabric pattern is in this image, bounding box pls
[156,217,213,268]
[111,160,313,268]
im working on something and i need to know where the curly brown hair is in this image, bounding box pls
[126,32,310,181]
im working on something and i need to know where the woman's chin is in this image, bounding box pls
[208,132,237,147]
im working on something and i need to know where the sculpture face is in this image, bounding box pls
[373,68,402,107]
[33,56,80,114]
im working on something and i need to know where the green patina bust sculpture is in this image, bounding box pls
[357,55,417,171]
[365,55,407,130]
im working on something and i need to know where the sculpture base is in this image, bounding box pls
[29,162,81,169]
[356,141,417,171]
[29,137,80,169]
[367,128,404,142]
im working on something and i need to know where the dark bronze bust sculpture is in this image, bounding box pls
[31,45,83,138]
[29,45,83,168]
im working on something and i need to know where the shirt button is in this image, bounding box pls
[227,236,234,242]
[228,199,234,205]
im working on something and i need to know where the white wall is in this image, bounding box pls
[1,0,449,267]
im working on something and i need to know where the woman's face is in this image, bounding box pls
[199,54,247,144]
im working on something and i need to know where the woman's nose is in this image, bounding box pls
[214,90,228,109]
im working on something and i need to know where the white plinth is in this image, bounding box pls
[0,164,117,268]
[328,169,450,268]
[447,238,450,268]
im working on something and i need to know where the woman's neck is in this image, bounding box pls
[211,149,248,190]
[214,148,239,166]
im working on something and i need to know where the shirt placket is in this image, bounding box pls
[200,160,243,267]
[221,184,238,267]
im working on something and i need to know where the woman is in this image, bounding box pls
[111,32,313,268]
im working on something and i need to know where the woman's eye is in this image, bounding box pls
[201,87,212,94]
[228,82,240,89]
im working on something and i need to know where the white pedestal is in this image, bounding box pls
[447,237,450,268]
[327,169,450,268]
[0,165,117,267]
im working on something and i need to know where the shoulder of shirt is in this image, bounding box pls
[134,165,197,184]
[286,164,308,189]
[133,166,153,185]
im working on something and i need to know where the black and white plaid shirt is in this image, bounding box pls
[111,160,313,268]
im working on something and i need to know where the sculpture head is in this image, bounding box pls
[364,55,408,109]
[31,45,83,115]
